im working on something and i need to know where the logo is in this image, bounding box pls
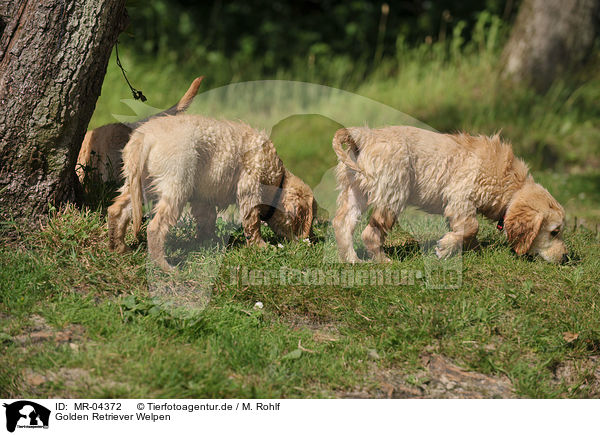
[3,401,50,433]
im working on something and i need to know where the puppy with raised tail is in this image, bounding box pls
[332,126,568,264]
[108,114,316,271]
[77,76,204,184]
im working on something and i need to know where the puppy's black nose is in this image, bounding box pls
[561,253,569,264]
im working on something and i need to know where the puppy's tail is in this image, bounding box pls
[175,76,204,112]
[124,131,151,237]
[332,128,362,173]
[162,76,204,116]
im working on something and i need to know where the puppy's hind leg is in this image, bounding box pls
[147,194,187,271]
[333,186,366,263]
[361,208,397,262]
[436,203,479,259]
[108,184,133,253]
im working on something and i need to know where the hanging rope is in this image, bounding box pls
[115,41,147,102]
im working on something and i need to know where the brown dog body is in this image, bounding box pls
[107,114,315,270]
[332,126,567,263]
[77,77,204,183]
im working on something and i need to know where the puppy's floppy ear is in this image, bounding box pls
[282,171,316,239]
[286,192,313,239]
[504,204,543,255]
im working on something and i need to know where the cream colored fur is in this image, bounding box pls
[107,114,315,270]
[332,126,568,263]
[76,77,204,184]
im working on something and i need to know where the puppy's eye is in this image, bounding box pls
[550,229,560,237]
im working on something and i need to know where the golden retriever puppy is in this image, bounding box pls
[76,76,204,184]
[332,126,568,264]
[107,114,316,270]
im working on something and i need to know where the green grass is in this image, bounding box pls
[2,14,599,398]
[1,174,599,398]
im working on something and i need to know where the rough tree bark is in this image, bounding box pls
[0,0,128,221]
[501,0,600,92]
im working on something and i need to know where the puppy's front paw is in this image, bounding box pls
[435,245,451,259]
[151,257,174,272]
[256,239,269,248]
[374,253,392,263]
[245,235,268,248]
[160,262,175,272]
[118,245,132,254]
[435,235,461,259]
[110,241,131,254]
[341,250,362,263]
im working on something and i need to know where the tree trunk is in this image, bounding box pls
[501,0,599,92]
[0,0,128,221]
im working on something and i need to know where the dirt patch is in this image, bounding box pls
[22,367,93,396]
[5,314,131,397]
[11,314,86,346]
[285,314,341,343]
[22,367,129,397]
[341,353,515,398]
[416,353,514,398]
[552,356,600,397]
[24,368,91,390]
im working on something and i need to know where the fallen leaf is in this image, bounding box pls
[563,332,579,343]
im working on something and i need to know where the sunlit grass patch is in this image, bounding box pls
[2,190,598,398]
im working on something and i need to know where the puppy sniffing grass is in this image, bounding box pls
[108,114,316,271]
[332,126,568,263]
